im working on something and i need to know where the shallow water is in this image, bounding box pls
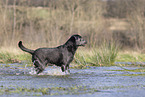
[0,63,145,97]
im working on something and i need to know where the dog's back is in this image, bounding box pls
[34,47,64,66]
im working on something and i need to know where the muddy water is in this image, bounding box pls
[0,63,145,97]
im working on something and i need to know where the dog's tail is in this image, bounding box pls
[18,41,34,54]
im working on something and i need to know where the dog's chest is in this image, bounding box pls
[63,51,74,63]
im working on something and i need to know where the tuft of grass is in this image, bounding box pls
[89,41,119,66]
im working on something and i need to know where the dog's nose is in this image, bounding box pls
[84,40,87,44]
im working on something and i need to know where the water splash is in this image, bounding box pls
[24,64,27,75]
[29,67,37,75]
[28,66,69,76]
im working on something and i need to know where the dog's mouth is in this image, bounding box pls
[82,44,86,46]
[81,41,87,46]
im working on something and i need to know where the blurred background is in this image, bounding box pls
[0,0,144,51]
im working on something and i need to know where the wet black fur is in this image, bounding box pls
[18,34,87,74]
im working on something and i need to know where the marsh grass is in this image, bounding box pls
[0,52,31,64]
[116,51,145,62]
[1,46,145,68]
[89,41,119,66]
[72,41,120,68]
[0,48,31,64]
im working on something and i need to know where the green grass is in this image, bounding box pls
[88,42,119,66]
[0,46,145,68]
[0,51,31,64]
[116,52,145,62]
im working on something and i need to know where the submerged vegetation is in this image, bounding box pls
[1,84,144,96]
[0,85,98,96]
[108,68,145,73]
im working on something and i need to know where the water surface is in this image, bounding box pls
[0,63,144,97]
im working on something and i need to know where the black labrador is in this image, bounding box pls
[18,34,87,74]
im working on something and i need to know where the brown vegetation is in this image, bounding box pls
[0,0,144,50]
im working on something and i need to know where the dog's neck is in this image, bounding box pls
[67,45,78,54]
[65,41,78,55]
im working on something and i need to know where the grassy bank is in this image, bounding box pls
[0,46,145,68]
[73,50,145,68]
[0,47,31,64]
[117,51,145,62]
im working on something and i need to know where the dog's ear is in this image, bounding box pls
[66,36,77,52]
[67,36,76,47]
[69,36,76,43]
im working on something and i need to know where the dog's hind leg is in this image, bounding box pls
[33,58,47,74]
[33,60,44,74]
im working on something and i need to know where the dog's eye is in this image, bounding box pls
[80,38,83,41]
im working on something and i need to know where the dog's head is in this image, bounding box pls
[68,34,87,46]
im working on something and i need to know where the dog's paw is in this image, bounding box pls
[65,70,70,75]
[34,67,43,74]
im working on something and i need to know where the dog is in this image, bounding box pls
[18,34,87,74]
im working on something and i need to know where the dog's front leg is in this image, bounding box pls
[61,65,68,72]
[66,65,70,73]
[64,64,70,74]
[61,65,65,72]
[61,64,70,74]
